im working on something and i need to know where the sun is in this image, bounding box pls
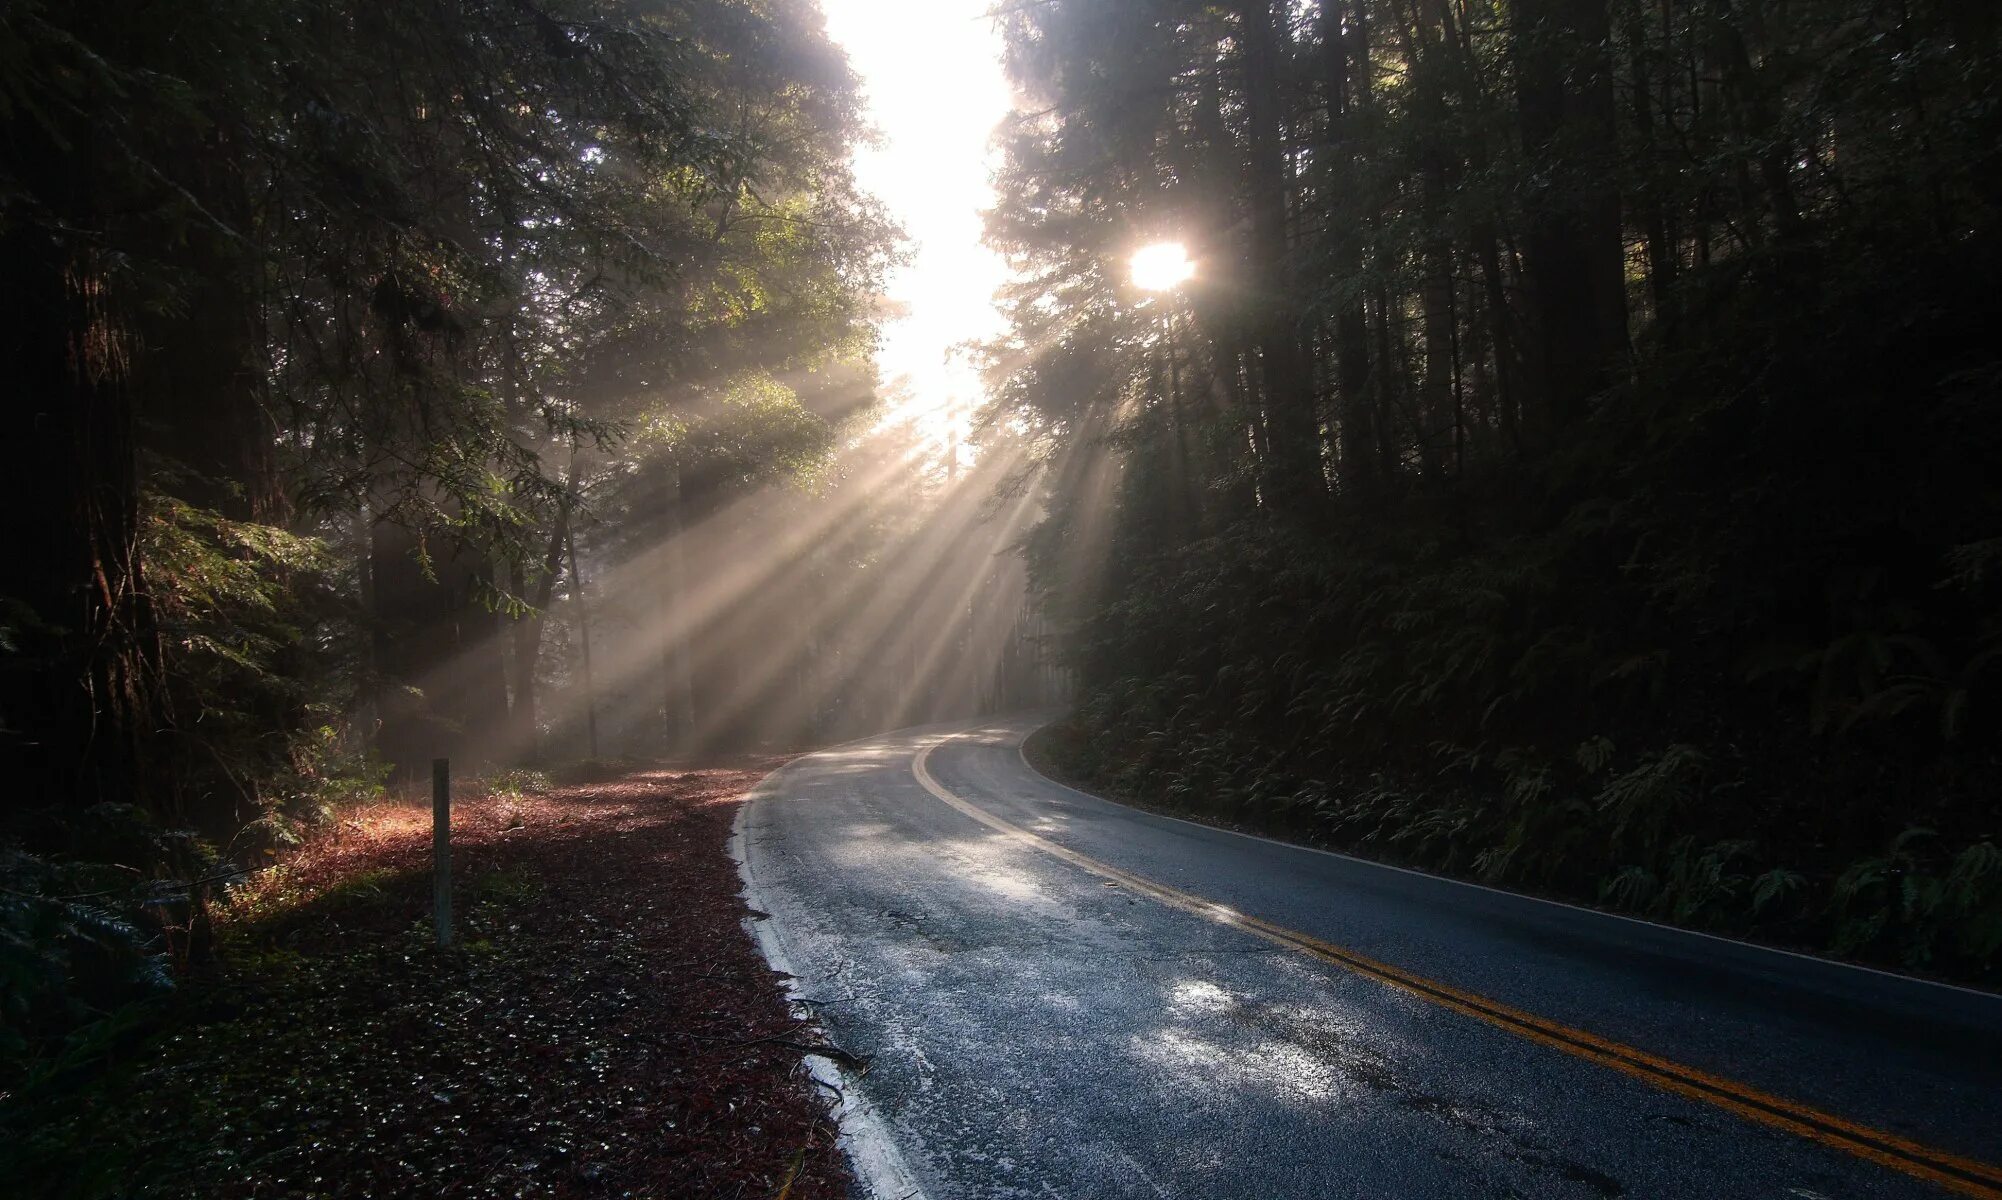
[1130,241,1195,292]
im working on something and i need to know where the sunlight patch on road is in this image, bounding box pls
[1135,1028,1344,1106]
[965,865,1055,908]
[814,828,1082,924]
[1166,979,1235,1016]
[913,734,2002,1200]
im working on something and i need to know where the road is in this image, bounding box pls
[734,715,2002,1200]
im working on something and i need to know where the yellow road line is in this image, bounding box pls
[910,739,2002,1199]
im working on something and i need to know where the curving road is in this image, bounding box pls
[734,716,2002,1200]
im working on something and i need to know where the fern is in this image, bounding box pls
[0,847,178,1093]
[1596,745,1707,855]
[1601,866,1658,912]
[1574,736,1615,777]
[1750,867,1807,916]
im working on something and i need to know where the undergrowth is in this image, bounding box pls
[0,771,842,1199]
[1039,238,2002,983]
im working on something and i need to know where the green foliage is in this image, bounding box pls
[1046,457,2002,976]
[1596,746,1707,858]
[997,0,2002,981]
[220,863,379,937]
[1037,305,2002,969]
[0,0,896,1116]
[485,768,554,801]
[468,866,543,907]
[633,370,839,489]
[1827,833,2002,968]
[0,831,184,1096]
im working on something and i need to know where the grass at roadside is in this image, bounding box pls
[2,764,851,1199]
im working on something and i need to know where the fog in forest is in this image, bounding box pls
[8,4,2002,1183]
[428,387,1063,766]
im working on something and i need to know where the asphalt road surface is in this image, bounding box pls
[735,715,2002,1200]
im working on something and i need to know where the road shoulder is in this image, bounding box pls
[4,763,851,1199]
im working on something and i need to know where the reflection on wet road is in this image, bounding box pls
[736,717,2002,1199]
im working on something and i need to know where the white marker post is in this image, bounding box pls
[432,757,452,948]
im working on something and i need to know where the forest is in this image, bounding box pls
[0,0,1070,1122]
[6,0,2002,1189]
[989,0,2002,982]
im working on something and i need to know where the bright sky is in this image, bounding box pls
[819,0,1013,433]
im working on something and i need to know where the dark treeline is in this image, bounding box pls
[988,0,2002,978]
[0,0,1051,1088]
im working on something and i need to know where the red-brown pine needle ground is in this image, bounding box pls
[16,763,853,1200]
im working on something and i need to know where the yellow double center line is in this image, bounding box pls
[910,739,2002,1199]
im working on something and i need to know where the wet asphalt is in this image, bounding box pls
[736,716,2002,1200]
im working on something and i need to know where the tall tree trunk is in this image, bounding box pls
[142,125,282,526]
[1394,0,1457,480]
[1627,1,1681,335]
[1710,0,1806,251]
[0,116,158,818]
[1322,0,1380,496]
[1514,0,1629,431]
[1162,308,1196,540]
[506,503,569,756]
[370,510,511,776]
[0,234,155,815]
[1478,236,1521,451]
[1370,279,1402,477]
[1433,0,1522,457]
[1190,35,1261,519]
[1236,0,1326,513]
[563,504,600,760]
[662,466,696,753]
[1419,237,1456,478]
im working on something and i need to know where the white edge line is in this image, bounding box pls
[730,765,932,1200]
[1007,720,2002,1006]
